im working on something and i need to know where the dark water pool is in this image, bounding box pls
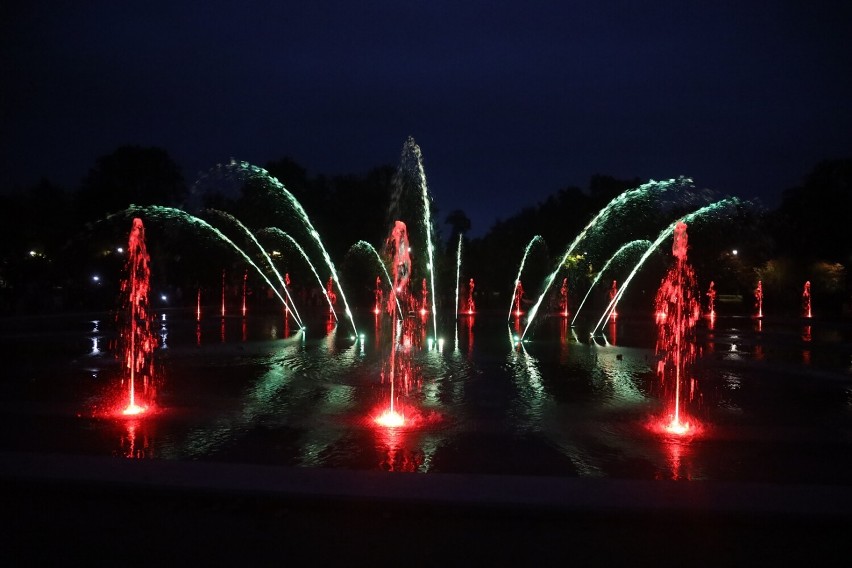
[1,310,850,483]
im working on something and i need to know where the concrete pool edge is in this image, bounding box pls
[2,450,851,518]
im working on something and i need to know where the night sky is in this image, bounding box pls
[2,1,850,236]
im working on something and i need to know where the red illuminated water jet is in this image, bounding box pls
[373,276,383,315]
[803,281,812,318]
[221,269,226,317]
[652,222,702,437]
[242,269,248,317]
[609,280,618,321]
[375,221,413,428]
[419,277,429,316]
[117,218,157,417]
[465,278,476,315]
[284,273,291,319]
[754,280,763,318]
[326,276,337,322]
[559,277,569,317]
[705,280,716,319]
[196,288,202,321]
[513,280,524,317]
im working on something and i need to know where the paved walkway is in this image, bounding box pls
[2,452,850,566]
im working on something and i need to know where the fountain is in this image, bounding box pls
[326,276,337,321]
[522,177,701,340]
[420,278,429,317]
[591,198,742,336]
[509,235,545,322]
[221,269,226,317]
[375,221,414,428]
[652,221,702,436]
[117,218,156,416]
[9,138,852,501]
[572,239,649,326]
[284,273,291,319]
[755,280,763,318]
[374,276,383,315]
[706,281,716,318]
[608,280,618,321]
[803,281,812,318]
[559,278,569,318]
[513,280,524,317]
[466,278,476,315]
[242,269,248,317]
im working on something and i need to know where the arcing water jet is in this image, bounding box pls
[591,198,742,336]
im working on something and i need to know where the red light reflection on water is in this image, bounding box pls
[375,426,420,472]
[370,403,440,472]
[647,415,703,480]
[661,437,695,481]
[119,420,151,458]
[802,324,812,364]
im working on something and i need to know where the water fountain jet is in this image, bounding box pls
[375,221,414,428]
[803,281,812,318]
[652,222,702,437]
[118,218,156,417]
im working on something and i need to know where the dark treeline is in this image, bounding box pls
[0,145,850,318]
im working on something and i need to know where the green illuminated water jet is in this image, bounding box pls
[258,227,338,321]
[591,197,742,336]
[347,240,403,319]
[206,209,306,326]
[121,206,303,328]
[509,235,546,322]
[232,161,358,335]
[522,177,694,340]
[572,239,650,326]
[455,234,463,321]
[395,138,439,343]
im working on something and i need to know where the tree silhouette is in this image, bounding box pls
[445,209,471,250]
[772,159,852,263]
[75,145,186,223]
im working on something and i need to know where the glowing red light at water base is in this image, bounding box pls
[375,408,406,428]
[513,280,524,317]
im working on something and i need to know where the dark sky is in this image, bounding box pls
[2,1,851,236]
